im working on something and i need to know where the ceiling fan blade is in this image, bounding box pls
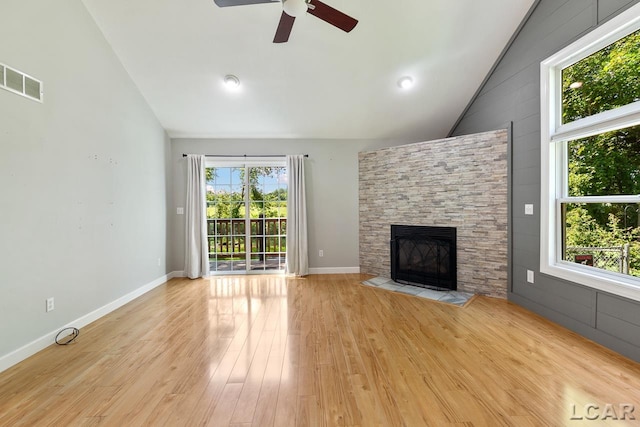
[214,0,279,7]
[307,0,358,32]
[273,12,296,43]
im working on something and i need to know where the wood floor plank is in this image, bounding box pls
[227,298,277,384]
[272,332,301,427]
[251,314,289,426]
[297,395,322,427]
[2,274,640,426]
[230,324,277,423]
[206,383,243,427]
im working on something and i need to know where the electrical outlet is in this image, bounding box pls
[46,297,55,312]
[527,270,534,284]
[525,204,534,215]
[319,249,324,257]
[157,257,161,266]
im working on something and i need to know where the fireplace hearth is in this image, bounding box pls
[390,225,457,291]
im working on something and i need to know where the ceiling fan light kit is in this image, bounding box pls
[283,0,308,17]
[213,0,358,43]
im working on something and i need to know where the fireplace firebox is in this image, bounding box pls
[390,225,457,291]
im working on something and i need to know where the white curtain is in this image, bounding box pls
[184,155,209,279]
[286,155,309,276]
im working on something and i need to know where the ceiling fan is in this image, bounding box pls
[213,0,358,43]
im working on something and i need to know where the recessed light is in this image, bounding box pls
[398,76,413,90]
[224,74,240,89]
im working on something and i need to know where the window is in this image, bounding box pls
[205,160,287,273]
[541,4,640,301]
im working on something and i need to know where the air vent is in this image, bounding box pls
[0,62,43,102]
[6,68,23,92]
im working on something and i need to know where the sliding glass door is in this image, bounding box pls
[206,163,287,273]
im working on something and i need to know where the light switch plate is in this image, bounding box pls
[177,207,184,215]
[527,270,534,283]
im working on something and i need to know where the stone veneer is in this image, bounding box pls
[359,129,508,298]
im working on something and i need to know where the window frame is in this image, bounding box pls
[205,158,287,275]
[540,3,640,302]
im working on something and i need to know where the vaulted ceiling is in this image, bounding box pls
[81,0,535,142]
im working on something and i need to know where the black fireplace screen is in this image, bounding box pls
[390,225,457,290]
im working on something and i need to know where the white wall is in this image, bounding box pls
[0,0,170,368]
[170,138,398,273]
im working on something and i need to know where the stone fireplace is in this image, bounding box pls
[358,129,508,298]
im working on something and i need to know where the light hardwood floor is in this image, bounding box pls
[1,274,640,426]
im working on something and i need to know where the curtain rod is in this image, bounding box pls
[182,154,308,158]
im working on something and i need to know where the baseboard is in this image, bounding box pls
[169,270,185,279]
[172,268,359,276]
[0,273,171,375]
[308,267,360,274]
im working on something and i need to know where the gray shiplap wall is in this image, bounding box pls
[450,0,640,362]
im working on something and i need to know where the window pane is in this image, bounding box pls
[216,220,229,235]
[216,236,231,255]
[264,185,278,198]
[232,219,245,235]
[251,237,263,252]
[251,219,266,236]
[266,237,278,252]
[215,168,230,185]
[233,236,245,253]
[279,202,288,218]
[250,202,264,219]
[228,203,245,218]
[206,202,217,219]
[567,123,640,197]
[563,202,640,277]
[562,29,640,124]
[265,219,278,236]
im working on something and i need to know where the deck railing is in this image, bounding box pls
[207,218,286,254]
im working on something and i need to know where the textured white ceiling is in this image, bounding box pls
[81,0,535,142]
